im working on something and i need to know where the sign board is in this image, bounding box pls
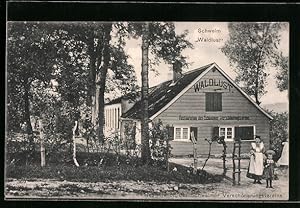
[194,79,234,92]
[179,115,250,121]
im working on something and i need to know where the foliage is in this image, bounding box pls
[273,53,288,91]
[202,136,227,174]
[56,22,139,143]
[6,22,140,158]
[6,132,38,154]
[123,121,137,152]
[7,22,57,133]
[149,120,172,168]
[6,160,221,184]
[128,22,193,72]
[221,22,287,105]
[6,21,193,167]
[81,112,97,152]
[268,111,288,161]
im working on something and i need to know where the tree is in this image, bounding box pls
[94,23,112,143]
[128,22,193,163]
[54,22,138,145]
[140,22,151,164]
[7,22,57,149]
[273,53,288,91]
[221,23,285,105]
[268,111,288,161]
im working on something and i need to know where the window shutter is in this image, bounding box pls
[217,93,222,111]
[190,127,198,141]
[234,126,241,140]
[205,93,211,111]
[206,92,222,111]
[213,93,217,111]
[213,127,219,137]
[167,126,174,140]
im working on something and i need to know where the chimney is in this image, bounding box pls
[172,60,182,82]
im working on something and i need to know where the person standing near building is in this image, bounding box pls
[247,135,265,184]
[277,138,289,167]
[263,150,276,188]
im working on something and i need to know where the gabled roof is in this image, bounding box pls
[121,63,214,119]
[122,62,273,120]
[213,64,273,120]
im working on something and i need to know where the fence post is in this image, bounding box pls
[222,143,227,176]
[191,132,197,174]
[165,139,170,172]
[232,142,236,185]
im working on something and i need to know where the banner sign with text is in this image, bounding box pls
[179,115,250,121]
[194,79,234,92]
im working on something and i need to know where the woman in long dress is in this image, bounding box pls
[247,136,265,184]
[277,139,289,166]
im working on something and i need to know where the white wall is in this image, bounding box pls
[104,103,122,137]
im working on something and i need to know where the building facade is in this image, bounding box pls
[104,63,272,156]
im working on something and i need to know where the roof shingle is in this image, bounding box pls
[122,63,214,119]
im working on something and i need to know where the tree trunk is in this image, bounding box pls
[39,118,46,167]
[97,23,112,144]
[23,79,34,150]
[86,137,89,153]
[140,23,151,164]
[254,65,261,105]
[72,121,80,167]
[88,38,97,128]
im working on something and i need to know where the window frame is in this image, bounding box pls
[173,126,191,141]
[218,126,235,141]
[235,125,256,141]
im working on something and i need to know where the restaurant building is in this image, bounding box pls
[104,63,272,156]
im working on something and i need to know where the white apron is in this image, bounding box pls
[277,141,289,166]
[248,142,264,176]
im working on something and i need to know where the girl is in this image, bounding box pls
[264,150,276,188]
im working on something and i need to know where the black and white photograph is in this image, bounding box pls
[5,20,289,200]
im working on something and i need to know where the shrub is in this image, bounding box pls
[269,111,288,161]
[6,162,221,184]
[123,121,137,151]
[149,120,172,169]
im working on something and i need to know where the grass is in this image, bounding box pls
[6,152,222,184]
[6,163,221,184]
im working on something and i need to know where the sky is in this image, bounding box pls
[123,22,289,105]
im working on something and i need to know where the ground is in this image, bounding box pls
[5,157,289,200]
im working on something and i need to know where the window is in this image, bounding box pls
[175,128,181,140]
[219,126,234,141]
[174,127,190,141]
[235,126,255,141]
[168,127,197,141]
[206,92,222,111]
[182,128,189,140]
[213,125,255,141]
[227,128,233,139]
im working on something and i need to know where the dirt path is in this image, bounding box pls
[5,175,288,200]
